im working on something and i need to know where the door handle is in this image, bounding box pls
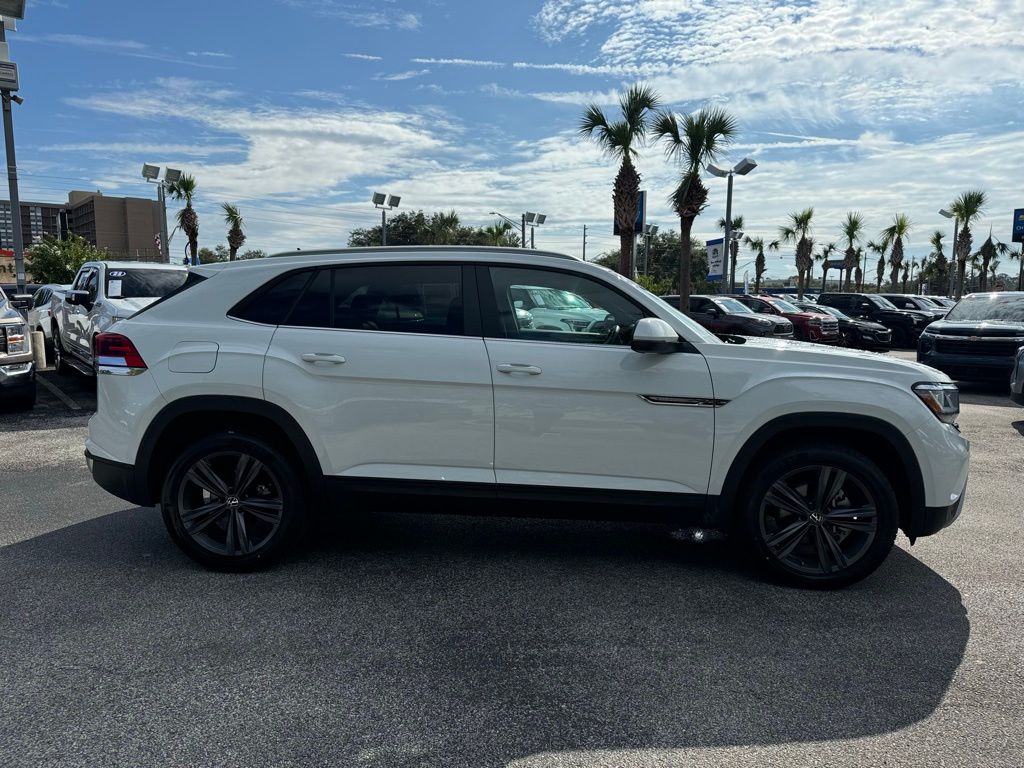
[496,363,542,375]
[301,353,346,365]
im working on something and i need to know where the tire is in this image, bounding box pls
[160,433,308,571]
[891,326,908,349]
[52,324,72,376]
[736,444,899,589]
[9,382,36,410]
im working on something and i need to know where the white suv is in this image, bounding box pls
[85,247,969,588]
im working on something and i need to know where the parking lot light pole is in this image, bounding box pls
[372,192,401,246]
[708,158,757,293]
[489,211,529,249]
[0,9,26,295]
[143,165,180,264]
[939,208,958,298]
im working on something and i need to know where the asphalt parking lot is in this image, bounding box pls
[1,358,1022,768]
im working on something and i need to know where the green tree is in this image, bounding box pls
[816,241,837,291]
[348,210,430,247]
[166,173,199,265]
[603,231,709,295]
[839,211,864,291]
[777,208,814,298]
[653,106,738,312]
[25,234,102,284]
[238,248,267,260]
[222,203,246,261]
[867,240,886,292]
[948,190,986,299]
[579,83,662,277]
[480,220,520,247]
[743,235,767,293]
[716,214,744,291]
[880,213,912,290]
[926,230,949,295]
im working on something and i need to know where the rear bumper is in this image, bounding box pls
[85,449,152,506]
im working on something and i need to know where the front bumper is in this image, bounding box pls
[914,480,967,539]
[0,358,35,394]
[917,350,1014,381]
[85,449,152,507]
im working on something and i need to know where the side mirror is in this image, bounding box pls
[67,289,89,307]
[631,317,681,354]
[705,307,721,317]
[514,300,524,309]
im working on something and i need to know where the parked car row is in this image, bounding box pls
[918,292,1024,383]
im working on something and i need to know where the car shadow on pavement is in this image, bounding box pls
[0,506,968,768]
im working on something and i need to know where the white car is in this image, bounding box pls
[52,261,188,376]
[510,284,612,332]
[26,283,69,355]
[85,247,969,588]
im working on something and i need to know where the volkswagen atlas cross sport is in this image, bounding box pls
[85,247,969,588]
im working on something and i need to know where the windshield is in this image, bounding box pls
[768,298,801,313]
[807,304,848,320]
[106,268,188,299]
[649,292,720,344]
[715,297,753,314]
[516,286,593,310]
[944,295,1024,323]
[868,295,897,309]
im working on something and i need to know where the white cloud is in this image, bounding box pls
[187,50,232,58]
[374,69,430,81]
[280,0,421,30]
[342,53,383,61]
[411,57,506,67]
[40,142,244,157]
[18,33,231,69]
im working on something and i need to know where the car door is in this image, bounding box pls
[66,267,95,356]
[262,263,495,485]
[481,264,715,497]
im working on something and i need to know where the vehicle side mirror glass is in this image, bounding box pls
[514,300,524,309]
[67,290,87,306]
[631,317,681,354]
[705,307,721,316]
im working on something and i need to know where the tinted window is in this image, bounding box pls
[232,270,313,325]
[85,271,99,300]
[945,295,1024,323]
[105,268,188,299]
[822,294,849,309]
[32,288,50,308]
[488,266,644,345]
[768,298,801,313]
[714,298,752,314]
[868,295,897,309]
[332,265,463,335]
[288,269,331,328]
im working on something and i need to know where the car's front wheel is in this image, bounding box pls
[737,445,899,588]
[160,433,308,571]
[52,324,71,375]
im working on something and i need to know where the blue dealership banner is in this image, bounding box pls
[707,237,725,281]
[1013,208,1024,244]
[613,191,646,236]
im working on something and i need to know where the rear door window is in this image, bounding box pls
[105,268,188,299]
[332,265,463,335]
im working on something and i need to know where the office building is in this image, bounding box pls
[65,191,163,262]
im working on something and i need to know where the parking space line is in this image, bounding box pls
[37,376,82,411]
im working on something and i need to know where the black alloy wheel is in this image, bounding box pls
[161,434,307,571]
[738,445,898,588]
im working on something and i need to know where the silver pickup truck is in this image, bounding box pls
[0,289,35,409]
[52,261,188,376]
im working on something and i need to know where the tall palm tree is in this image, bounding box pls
[928,230,948,295]
[854,247,865,291]
[166,173,198,265]
[481,220,518,247]
[839,211,864,292]
[976,230,997,291]
[867,240,886,292]
[653,106,738,311]
[221,203,245,261]
[880,213,911,290]
[988,258,1000,287]
[579,84,662,277]
[901,261,911,293]
[744,235,767,293]
[717,214,744,292]
[948,190,986,299]
[817,241,837,291]
[777,208,814,299]
[423,210,461,244]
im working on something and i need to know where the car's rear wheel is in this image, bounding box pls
[160,433,308,571]
[737,445,898,588]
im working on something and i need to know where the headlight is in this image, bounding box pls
[913,382,959,425]
[3,323,28,354]
[918,333,934,351]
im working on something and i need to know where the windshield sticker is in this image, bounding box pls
[108,270,127,277]
[107,280,123,298]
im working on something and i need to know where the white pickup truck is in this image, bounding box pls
[52,261,188,376]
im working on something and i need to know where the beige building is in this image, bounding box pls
[65,191,164,262]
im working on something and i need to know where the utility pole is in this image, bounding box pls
[723,172,734,292]
[0,19,25,295]
[520,214,526,249]
[582,224,587,261]
[381,208,387,247]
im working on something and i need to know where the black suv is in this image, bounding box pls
[817,292,932,348]
[918,292,1024,381]
[662,294,793,338]
[793,301,891,349]
[880,294,948,321]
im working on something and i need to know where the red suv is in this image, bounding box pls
[730,294,840,343]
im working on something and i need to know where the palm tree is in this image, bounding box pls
[867,240,886,292]
[481,220,518,247]
[717,214,744,291]
[817,241,837,291]
[901,261,911,292]
[166,173,198,265]
[653,106,738,311]
[928,230,948,295]
[948,190,986,299]
[839,212,864,291]
[744,235,767,293]
[221,203,245,261]
[976,230,997,291]
[423,210,461,244]
[880,213,911,290]
[989,258,1000,287]
[777,208,814,299]
[854,247,865,291]
[579,84,662,277]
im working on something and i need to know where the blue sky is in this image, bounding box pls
[9,0,1024,276]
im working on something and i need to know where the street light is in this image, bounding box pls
[0,2,26,18]
[940,208,958,298]
[707,157,757,292]
[372,192,400,246]
[142,164,181,264]
[0,6,25,293]
[524,211,547,248]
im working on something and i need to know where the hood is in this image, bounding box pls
[0,302,22,322]
[704,335,949,382]
[106,296,158,317]
[924,319,1024,337]
[848,318,888,331]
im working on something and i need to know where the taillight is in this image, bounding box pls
[95,333,147,370]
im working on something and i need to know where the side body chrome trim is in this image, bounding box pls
[638,394,729,408]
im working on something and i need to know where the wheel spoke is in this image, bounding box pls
[233,454,264,497]
[766,480,812,518]
[234,510,251,555]
[241,501,282,524]
[813,525,848,573]
[816,467,847,511]
[224,507,237,555]
[182,501,227,535]
[825,506,877,533]
[187,459,230,498]
[766,519,811,559]
[821,525,849,570]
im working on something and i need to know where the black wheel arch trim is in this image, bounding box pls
[713,412,931,538]
[135,395,324,506]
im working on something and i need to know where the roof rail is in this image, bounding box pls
[267,245,578,261]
